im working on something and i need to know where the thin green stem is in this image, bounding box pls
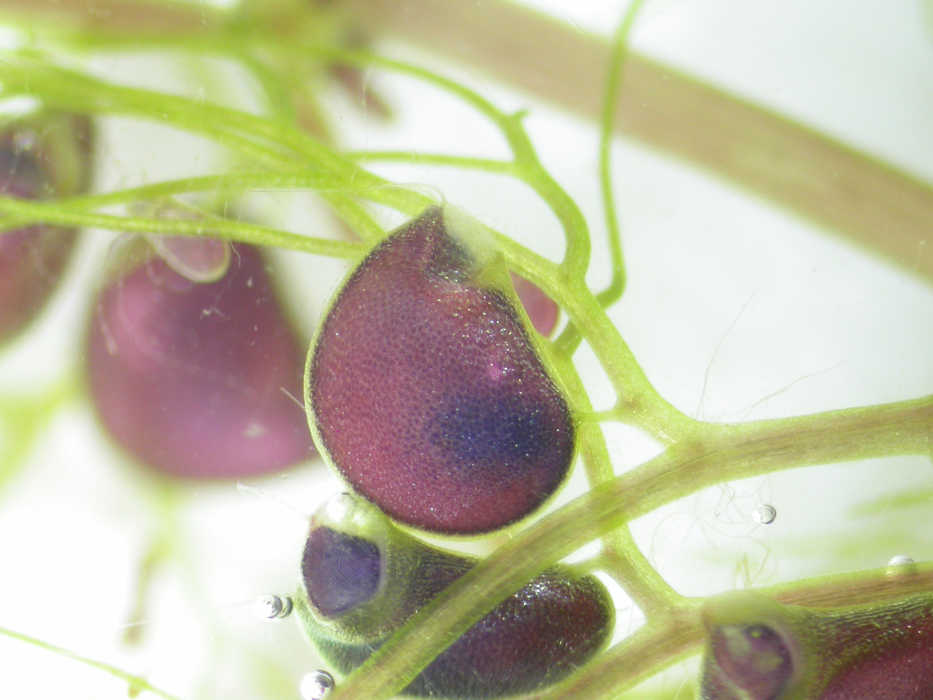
[121,486,182,646]
[0,196,365,258]
[0,625,184,700]
[551,350,682,614]
[303,45,592,278]
[553,0,644,356]
[37,173,364,209]
[10,171,388,243]
[53,22,311,124]
[347,150,516,174]
[1,56,430,218]
[1,59,291,164]
[560,280,699,442]
[237,51,298,122]
[595,0,644,307]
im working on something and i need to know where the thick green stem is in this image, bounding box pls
[329,396,931,699]
[535,563,933,699]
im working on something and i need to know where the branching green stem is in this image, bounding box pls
[330,395,932,698]
[559,280,700,442]
[0,625,184,700]
[535,562,933,699]
[551,350,683,614]
[0,55,431,223]
[0,6,928,699]
[303,45,592,280]
[553,0,644,358]
[0,196,364,258]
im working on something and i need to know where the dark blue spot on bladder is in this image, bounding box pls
[427,394,550,466]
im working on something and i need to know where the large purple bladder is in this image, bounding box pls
[87,241,314,478]
[307,206,575,534]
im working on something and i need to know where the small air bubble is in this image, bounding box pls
[321,492,358,523]
[300,670,335,700]
[753,504,777,525]
[255,594,293,620]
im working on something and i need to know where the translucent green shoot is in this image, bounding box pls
[597,0,644,308]
[0,371,79,496]
[0,624,184,700]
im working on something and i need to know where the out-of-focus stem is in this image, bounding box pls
[342,0,933,284]
[0,625,184,700]
[0,0,218,31]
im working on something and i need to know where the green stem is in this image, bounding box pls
[41,173,359,211]
[347,150,516,174]
[595,0,644,308]
[560,280,700,442]
[0,625,184,700]
[121,487,181,646]
[0,196,364,258]
[551,351,682,614]
[304,45,592,279]
[535,563,933,699]
[530,608,703,700]
[1,56,431,220]
[330,395,930,698]
[342,0,933,284]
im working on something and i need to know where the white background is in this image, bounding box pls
[0,1,931,698]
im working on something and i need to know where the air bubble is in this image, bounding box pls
[753,504,777,525]
[300,670,335,700]
[254,594,293,620]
